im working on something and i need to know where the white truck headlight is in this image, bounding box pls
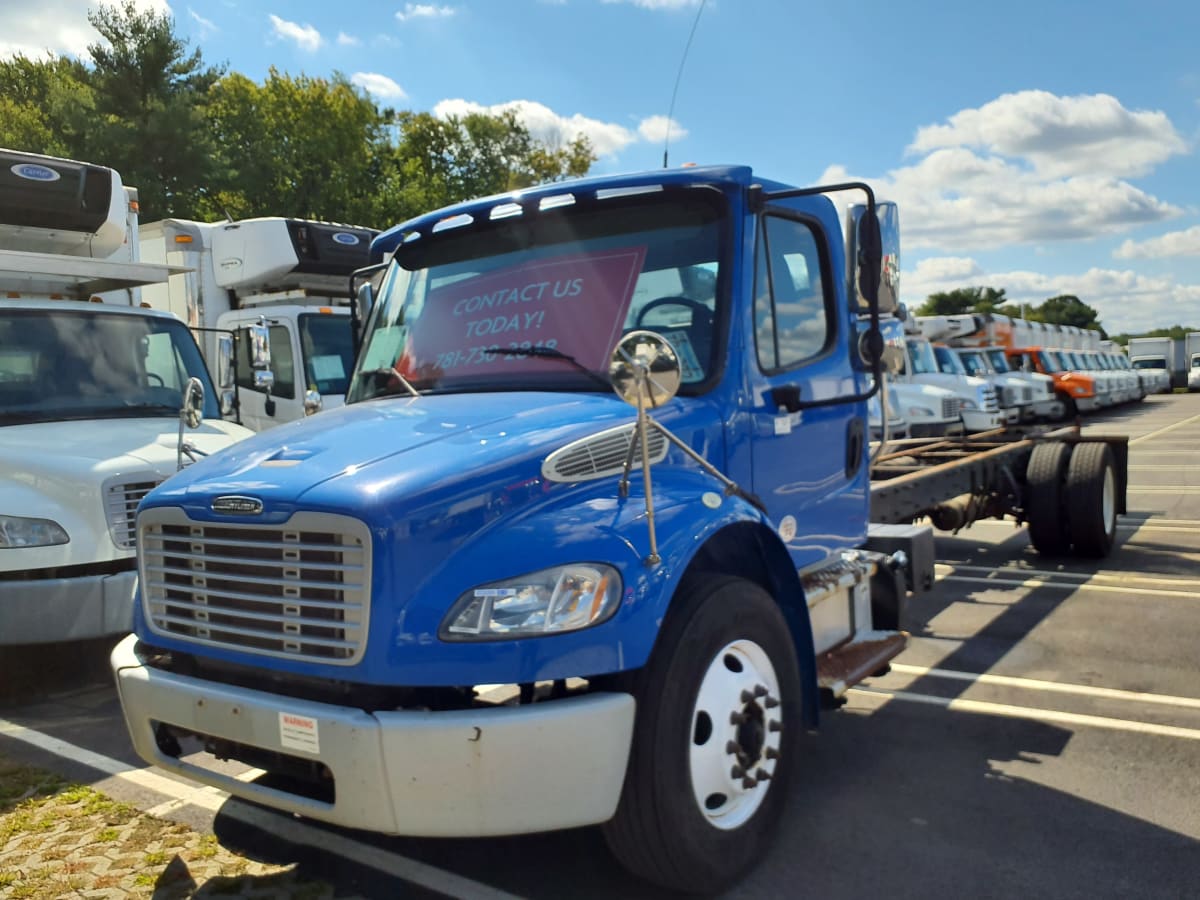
[442,564,622,639]
[0,515,69,549]
[959,398,977,410]
[906,406,935,417]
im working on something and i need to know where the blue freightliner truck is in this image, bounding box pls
[113,165,1127,892]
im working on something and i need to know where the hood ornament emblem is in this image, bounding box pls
[212,495,263,515]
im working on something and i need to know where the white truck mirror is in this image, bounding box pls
[304,388,323,416]
[216,333,235,390]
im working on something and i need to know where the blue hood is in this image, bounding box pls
[147,392,645,522]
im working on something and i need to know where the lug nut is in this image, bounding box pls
[768,720,782,733]
[756,769,772,783]
[764,696,780,709]
[741,776,757,789]
[731,765,746,779]
[740,689,755,704]
[730,712,748,725]
[725,741,740,755]
[754,684,768,698]
[765,747,780,760]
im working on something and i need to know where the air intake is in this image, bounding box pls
[542,423,669,483]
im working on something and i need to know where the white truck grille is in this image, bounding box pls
[981,387,999,412]
[941,397,960,419]
[139,508,371,665]
[104,477,164,549]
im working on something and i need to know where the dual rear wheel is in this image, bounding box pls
[1025,441,1118,558]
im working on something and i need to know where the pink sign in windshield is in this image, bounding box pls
[395,246,646,380]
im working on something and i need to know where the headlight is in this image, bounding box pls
[959,398,977,410]
[0,515,69,549]
[1072,385,1089,396]
[906,406,936,417]
[442,564,621,640]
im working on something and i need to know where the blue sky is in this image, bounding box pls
[4,0,1199,333]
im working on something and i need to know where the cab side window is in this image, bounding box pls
[235,325,295,399]
[754,216,831,371]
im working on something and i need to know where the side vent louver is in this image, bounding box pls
[542,424,669,483]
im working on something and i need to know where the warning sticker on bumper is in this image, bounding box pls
[279,712,320,754]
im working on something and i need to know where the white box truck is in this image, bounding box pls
[139,217,377,432]
[0,149,254,644]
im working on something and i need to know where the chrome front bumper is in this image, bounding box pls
[112,635,636,837]
[1,569,135,644]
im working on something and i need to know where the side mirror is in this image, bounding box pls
[356,281,375,326]
[304,388,322,416]
[609,330,682,409]
[220,389,236,417]
[253,370,275,394]
[246,322,272,370]
[181,377,204,429]
[216,334,235,390]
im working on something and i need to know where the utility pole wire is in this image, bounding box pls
[663,0,708,169]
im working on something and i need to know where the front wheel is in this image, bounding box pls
[602,575,802,894]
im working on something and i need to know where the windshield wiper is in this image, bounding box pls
[488,346,611,390]
[358,367,421,399]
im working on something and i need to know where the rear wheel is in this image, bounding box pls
[1025,442,1072,556]
[1067,443,1117,558]
[602,575,802,894]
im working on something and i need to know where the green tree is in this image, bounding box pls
[204,69,388,223]
[84,0,224,218]
[0,55,94,156]
[1036,294,1101,330]
[917,286,1009,316]
[385,110,594,222]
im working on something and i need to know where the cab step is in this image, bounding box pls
[815,629,908,699]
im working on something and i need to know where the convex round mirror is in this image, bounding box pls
[609,330,682,410]
[181,377,204,429]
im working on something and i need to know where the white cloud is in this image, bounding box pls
[268,13,322,52]
[395,4,455,22]
[637,115,687,144]
[902,257,1200,334]
[337,31,360,46]
[821,95,1185,254]
[1114,225,1200,259]
[351,72,407,100]
[602,0,703,9]
[188,8,217,36]
[909,90,1187,180]
[434,98,639,157]
[0,0,169,59]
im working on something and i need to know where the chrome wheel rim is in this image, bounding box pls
[688,639,782,830]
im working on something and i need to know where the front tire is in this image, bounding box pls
[602,575,802,894]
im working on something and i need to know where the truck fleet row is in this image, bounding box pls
[100,165,1130,892]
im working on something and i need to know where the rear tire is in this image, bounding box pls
[1067,443,1117,558]
[1025,442,1072,556]
[602,575,802,894]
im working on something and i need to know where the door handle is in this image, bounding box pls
[771,385,802,413]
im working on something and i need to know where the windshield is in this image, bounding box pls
[348,192,726,402]
[1132,357,1166,369]
[933,345,965,375]
[986,349,1012,372]
[300,312,355,396]
[959,350,991,376]
[1038,350,1061,373]
[0,308,218,426]
[906,339,939,375]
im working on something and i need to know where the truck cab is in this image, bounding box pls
[898,333,1003,431]
[0,148,253,644]
[140,217,378,431]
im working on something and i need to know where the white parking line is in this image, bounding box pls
[938,573,1196,599]
[938,563,1200,589]
[887,664,1200,709]
[1130,413,1200,443]
[1126,486,1200,494]
[0,716,522,900]
[851,688,1200,741]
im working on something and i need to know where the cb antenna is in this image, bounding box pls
[663,0,708,169]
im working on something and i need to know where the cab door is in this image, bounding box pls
[747,208,866,570]
[230,317,301,431]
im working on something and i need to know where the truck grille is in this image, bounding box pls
[104,476,164,550]
[940,397,960,419]
[139,508,371,665]
[981,387,999,412]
